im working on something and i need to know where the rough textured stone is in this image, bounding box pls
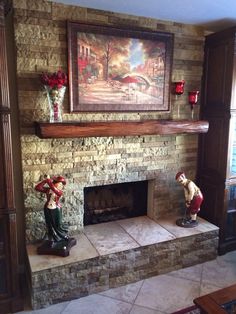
[13,0,27,9]
[27,0,52,12]
[52,3,87,21]
[29,229,218,309]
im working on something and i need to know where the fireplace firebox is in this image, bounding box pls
[84,181,148,225]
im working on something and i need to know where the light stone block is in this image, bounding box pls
[52,3,87,21]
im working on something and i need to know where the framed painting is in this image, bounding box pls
[68,21,173,112]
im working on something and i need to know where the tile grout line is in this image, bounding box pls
[82,228,101,256]
[115,220,141,246]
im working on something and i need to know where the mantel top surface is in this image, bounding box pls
[35,119,209,139]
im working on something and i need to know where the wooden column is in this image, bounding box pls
[0,0,23,312]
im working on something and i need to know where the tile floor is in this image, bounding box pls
[18,216,234,314]
[17,250,236,314]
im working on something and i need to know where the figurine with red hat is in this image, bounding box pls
[175,172,203,227]
[35,175,76,256]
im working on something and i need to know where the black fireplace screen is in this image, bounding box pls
[84,181,148,225]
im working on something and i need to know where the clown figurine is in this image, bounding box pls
[35,175,76,256]
[175,172,203,228]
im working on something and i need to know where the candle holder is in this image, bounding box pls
[173,80,185,118]
[188,91,199,119]
[174,80,185,96]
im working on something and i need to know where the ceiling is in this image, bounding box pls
[52,0,236,32]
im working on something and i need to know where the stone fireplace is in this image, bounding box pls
[17,0,209,243]
[26,130,192,242]
[15,2,220,310]
[13,0,220,310]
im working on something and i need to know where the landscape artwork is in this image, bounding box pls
[68,22,173,112]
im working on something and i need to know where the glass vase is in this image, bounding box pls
[45,86,66,123]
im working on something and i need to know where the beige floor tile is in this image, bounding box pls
[117,216,176,246]
[99,280,144,303]
[168,263,203,282]
[199,282,223,296]
[84,221,139,255]
[201,256,236,288]
[130,304,164,314]
[62,294,132,314]
[16,301,69,314]
[220,250,236,262]
[134,274,200,313]
[27,234,98,272]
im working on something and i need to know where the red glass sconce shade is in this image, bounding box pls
[174,80,185,95]
[188,91,199,109]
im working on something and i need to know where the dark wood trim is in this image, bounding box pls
[0,27,10,109]
[35,119,209,139]
[3,0,12,17]
[194,284,236,314]
[1,113,14,207]
[0,2,3,26]
[0,1,23,312]
[194,295,227,314]
[198,27,236,255]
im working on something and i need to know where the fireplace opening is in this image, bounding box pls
[84,180,148,225]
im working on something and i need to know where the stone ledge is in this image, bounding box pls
[27,215,219,309]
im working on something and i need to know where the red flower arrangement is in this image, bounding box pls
[41,70,67,123]
[41,70,67,89]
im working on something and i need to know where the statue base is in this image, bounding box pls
[37,237,77,257]
[176,218,198,228]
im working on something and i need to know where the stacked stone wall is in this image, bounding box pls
[13,0,205,242]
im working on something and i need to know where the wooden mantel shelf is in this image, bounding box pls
[35,120,209,139]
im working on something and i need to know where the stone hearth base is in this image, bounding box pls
[27,215,219,309]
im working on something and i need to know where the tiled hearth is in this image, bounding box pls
[27,215,219,309]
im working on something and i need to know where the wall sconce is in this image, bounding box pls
[174,80,185,96]
[188,90,199,119]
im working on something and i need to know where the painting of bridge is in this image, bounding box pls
[68,22,173,112]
